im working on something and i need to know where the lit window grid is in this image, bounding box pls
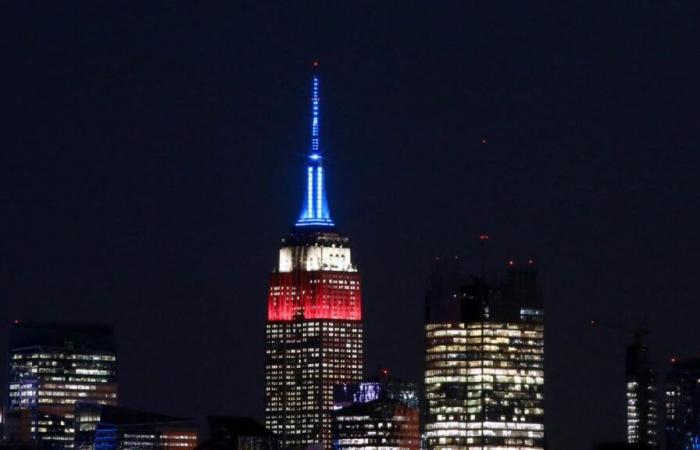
[265,320,363,450]
[664,361,700,450]
[332,403,420,450]
[626,374,658,446]
[424,321,545,450]
[9,347,117,448]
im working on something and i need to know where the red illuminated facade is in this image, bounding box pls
[268,271,361,321]
[265,231,364,450]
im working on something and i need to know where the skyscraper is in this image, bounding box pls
[664,357,700,450]
[7,322,118,449]
[264,67,364,450]
[424,260,545,450]
[625,331,658,448]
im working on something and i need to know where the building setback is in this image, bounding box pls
[6,322,118,448]
[424,260,545,450]
[664,357,700,450]
[264,68,364,450]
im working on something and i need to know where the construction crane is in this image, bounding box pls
[590,318,658,447]
[589,318,649,346]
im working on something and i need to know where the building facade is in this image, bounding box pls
[7,322,118,448]
[332,400,419,450]
[332,370,420,450]
[625,334,658,448]
[264,69,364,450]
[664,357,700,450]
[333,369,419,411]
[74,404,197,450]
[424,261,545,450]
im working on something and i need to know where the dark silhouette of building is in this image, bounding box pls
[197,417,278,450]
[665,356,700,450]
[424,260,545,450]
[333,369,419,411]
[332,370,419,450]
[593,443,654,450]
[264,68,363,450]
[625,330,658,447]
[74,404,197,450]
[7,322,117,449]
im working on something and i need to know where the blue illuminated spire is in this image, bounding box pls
[296,64,334,227]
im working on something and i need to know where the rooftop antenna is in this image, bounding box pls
[479,233,489,281]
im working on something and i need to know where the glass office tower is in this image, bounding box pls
[7,322,118,448]
[424,261,545,450]
[665,357,700,450]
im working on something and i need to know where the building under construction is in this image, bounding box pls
[424,258,545,450]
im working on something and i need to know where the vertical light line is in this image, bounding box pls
[311,76,320,155]
[317,166,323,218]
[307,166,314,218]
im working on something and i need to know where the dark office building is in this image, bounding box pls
[665,357,700,450]
[264,70,363,450]
[7,322,118,449]
[74,404,197,450]
[594,443,654,450]
[197,417,278,450]
[625,333,658,447]
[424,260,545,450]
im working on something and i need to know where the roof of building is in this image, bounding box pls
[10,322,116,352]
[81,404,190,426]
[207,416,275,439]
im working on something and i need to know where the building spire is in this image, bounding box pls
[296,62,334,227]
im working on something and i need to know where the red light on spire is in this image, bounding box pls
[481,138,487,144]
[381,368,389,376]
[528,259,535,265]
[480,234,489,241]
[313,60,319,68]
[508,260,515,266]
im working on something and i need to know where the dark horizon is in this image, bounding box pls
[2,2,700,449]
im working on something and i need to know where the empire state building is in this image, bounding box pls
[264,68,364,449]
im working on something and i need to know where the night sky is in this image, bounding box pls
[2,2,700,449]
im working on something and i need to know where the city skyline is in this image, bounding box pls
[2,2,699,450]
